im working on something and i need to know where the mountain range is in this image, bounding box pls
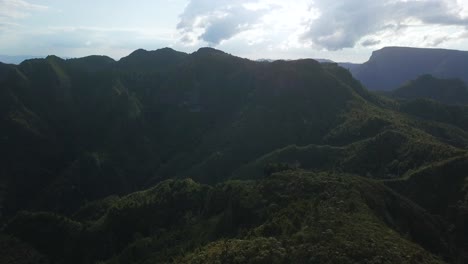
[339,46,468,91]
[0,47,467,263]
[4,46,468,93]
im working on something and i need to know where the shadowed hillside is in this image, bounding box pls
[392,75,468,105]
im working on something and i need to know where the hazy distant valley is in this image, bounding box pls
[1,46,467,264]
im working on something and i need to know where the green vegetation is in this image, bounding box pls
[393,75,468,105]
[3,172,452,263]
[0,47,467,263]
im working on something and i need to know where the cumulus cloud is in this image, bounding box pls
[176,0,468,50]
[301,0,468,50]
[177,0,273,45]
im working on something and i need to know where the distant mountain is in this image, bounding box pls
[1,47,467,263]
[314,58,335,63]
[0,55,45,64]
[392,75,468,105]
[342,47,468,91]
[257,58,335,63]
[256,58,274,62]
[338,62,361,72]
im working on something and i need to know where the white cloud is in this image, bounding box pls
[0,0,47,36]
[177,0,279,45]
[302,0,468,50]
[0,0,47,19]
[177,0,468,52]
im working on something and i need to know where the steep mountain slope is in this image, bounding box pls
[1,48,394,214]
[1,55,155,215]
[343,47,468,91]
[1,47,467,212]
[154,58,364,183]
[392,75,468,105]
[385,154,468,262]
[398,99,468,132]
[0,62,14,82]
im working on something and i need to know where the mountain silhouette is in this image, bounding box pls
[341,47,468,91]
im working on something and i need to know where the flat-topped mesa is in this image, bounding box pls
[350,46,468,91]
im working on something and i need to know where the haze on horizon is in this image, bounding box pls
[1,0,468,63]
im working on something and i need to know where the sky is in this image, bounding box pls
[1,0,468,62]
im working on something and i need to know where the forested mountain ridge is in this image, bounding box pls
[0,47,467,263]
[391,75,468,105]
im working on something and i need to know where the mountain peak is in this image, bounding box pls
[66,55,115,72]
[125,47,185,58]
[155,47,178,53]
[118,47,188,71]
[194,47,227,56]
[45,55,65,62]
[128,48,148,56]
